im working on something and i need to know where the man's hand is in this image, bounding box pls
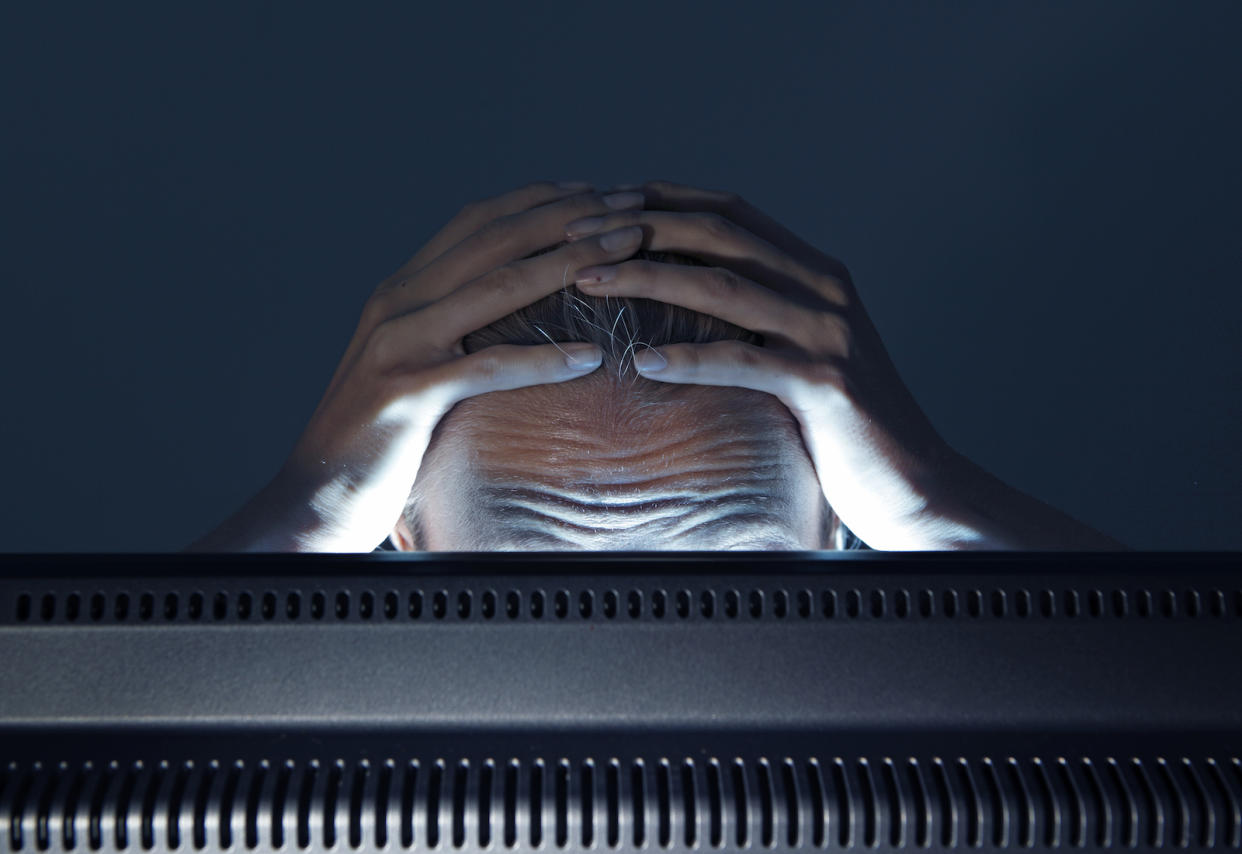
[566,179,1125,550]
[190,181,648,551]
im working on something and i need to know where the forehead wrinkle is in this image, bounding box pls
[463,423,776,476]
[479,458,792,498]
[482,527,802,552]
[481,483,788,525]
[453,374,801,451]
[416,380,825,550]
[480,482,784,511]
[475,501,799,547]
[476,428,779,464]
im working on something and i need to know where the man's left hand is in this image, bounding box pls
[564,179,981,550]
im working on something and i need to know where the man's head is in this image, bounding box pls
[389,243,849,551]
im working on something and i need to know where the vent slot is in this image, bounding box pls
[132,761,156,850]
[244,759,267,850]
[604,759,619,848]
[476,759,491,849]
[756,757,774,847]
[629,759,644,848]
[730,757,747,847]
[425,759,441,849]
[554,760,568,849]
[675,760,694,848]
[579,760,592,848]
[656,759,671,848]
[452,760,468,849]
[400,760,418,849]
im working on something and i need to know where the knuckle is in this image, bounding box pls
[469,350,507,384]
[696,211,734,241]
[814,261,854,302]
[634,259,664,294]
[624,257,654,280]
[704,266,741,297]
[359,290,394,333]
[729,341,765,370]
[487,262,525,299]
[818,312,853,355]
[362,318,403,373]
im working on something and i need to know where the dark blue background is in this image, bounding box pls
[2,1,1238,550]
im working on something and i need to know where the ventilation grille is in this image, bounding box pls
[2,754,1242,851]
[8,584,1242,626]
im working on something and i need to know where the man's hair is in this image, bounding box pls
[395,242,866,551]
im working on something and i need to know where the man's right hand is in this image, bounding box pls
[188,181,648,551]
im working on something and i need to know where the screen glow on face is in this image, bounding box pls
[401,373,830,552]
[412,437,828,552]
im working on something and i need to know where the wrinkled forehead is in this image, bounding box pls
[417,380,827,550]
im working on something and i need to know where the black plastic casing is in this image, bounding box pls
[1,551,1240,852]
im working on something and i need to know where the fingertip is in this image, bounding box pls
[633,348,668,373]
[563,344,603,371]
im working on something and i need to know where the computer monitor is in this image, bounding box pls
[2,551,1240,852]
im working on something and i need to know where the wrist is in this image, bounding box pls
[904,447,1009,549]
[911,448,1130,551]
[857,441,997,550]
[185,466,335,552]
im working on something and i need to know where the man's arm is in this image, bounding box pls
[912,449,1131,550]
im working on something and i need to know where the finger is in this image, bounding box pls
[628,339,827,411]
[574,259,831,350]
[421,224,646,347]
[565,209,844,307]
[435,342,604,403]
[391,180,596,281]
[600,179,845,280]
[378,190,646,319]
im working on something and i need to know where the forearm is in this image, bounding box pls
[911,450,1130,551]
[184,470,332,552]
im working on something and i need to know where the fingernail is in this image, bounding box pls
[633,349,668,373]
[565,215,603,236]
[557,181,594,190]
[562,343,602,369]
[602,190,644,210]
[600,225,642,251]
[574,265,616,285]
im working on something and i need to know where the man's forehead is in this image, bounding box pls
[419,382,826,550]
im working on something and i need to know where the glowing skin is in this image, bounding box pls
[389,382,832,551]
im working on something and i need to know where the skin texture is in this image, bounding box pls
[389,380,833,551]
